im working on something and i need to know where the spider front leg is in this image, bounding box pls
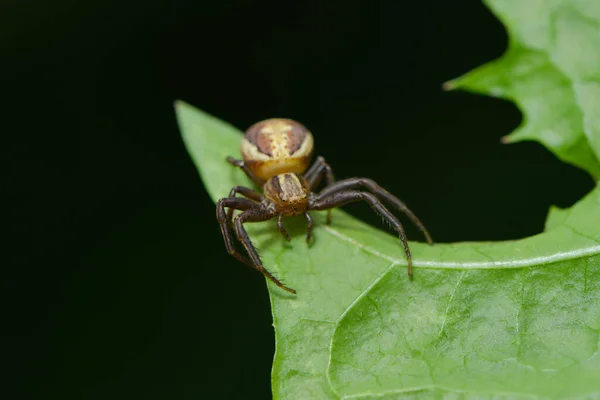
[216,197,260,268]
[304,156,335,224]
[226,186,264,221]
[310,190,414,276]
[234,208,296,294]
[318,178,433,244]
[226,156,264,187]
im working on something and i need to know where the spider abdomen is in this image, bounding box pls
[241,118,314,181]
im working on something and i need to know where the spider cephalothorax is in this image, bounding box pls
[217,118,433,294]
[263,173,310,216]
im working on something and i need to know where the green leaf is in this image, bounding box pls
[445,0,600,179]
[176,100,600,399]
[176,1,600,398]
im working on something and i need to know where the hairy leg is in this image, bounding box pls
[311,190,413,276]
[234,209,296,293]
[216,197,260,267]
[317,178,433,244]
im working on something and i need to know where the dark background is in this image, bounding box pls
[4,0,594,399]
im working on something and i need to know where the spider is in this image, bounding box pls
[216,118,433,294]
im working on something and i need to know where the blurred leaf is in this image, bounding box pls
[176,100,600,399]
[445,0,600,179]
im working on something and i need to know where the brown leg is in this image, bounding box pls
[317,178,433,244]
[277,214,291,241]
[305,156,335,189]
[310,190,413,276]
[234,209,296,294]
[305,212,314,244]
[226,156,264,187]
[304,156,335,224]
[228,186,263,201]
[226,186,264,221]
[216,197,260,267]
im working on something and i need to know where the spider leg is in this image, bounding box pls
[304,212,314,244]
[216,197,260,267]
[277,214,291,241]
[234,208,296,294]
[317,178,433,245]
[304,156,335,189]
[226,186,264,221]
[226,156,264,187]
[228,186,263,201]
[303,156,335,224]
[310,190,413,276]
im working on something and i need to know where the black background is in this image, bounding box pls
[4,0,595,399]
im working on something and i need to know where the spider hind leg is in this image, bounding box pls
[226,156,264,187]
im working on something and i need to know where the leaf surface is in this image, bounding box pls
[176,100,600,399]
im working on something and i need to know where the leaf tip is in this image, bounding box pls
[501,128,531,144]
[174,99,194,115]
[442,80,457,91]
[500,135,512,144]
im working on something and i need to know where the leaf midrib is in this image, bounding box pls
[337,384,556,400]
[322,220,600,269]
